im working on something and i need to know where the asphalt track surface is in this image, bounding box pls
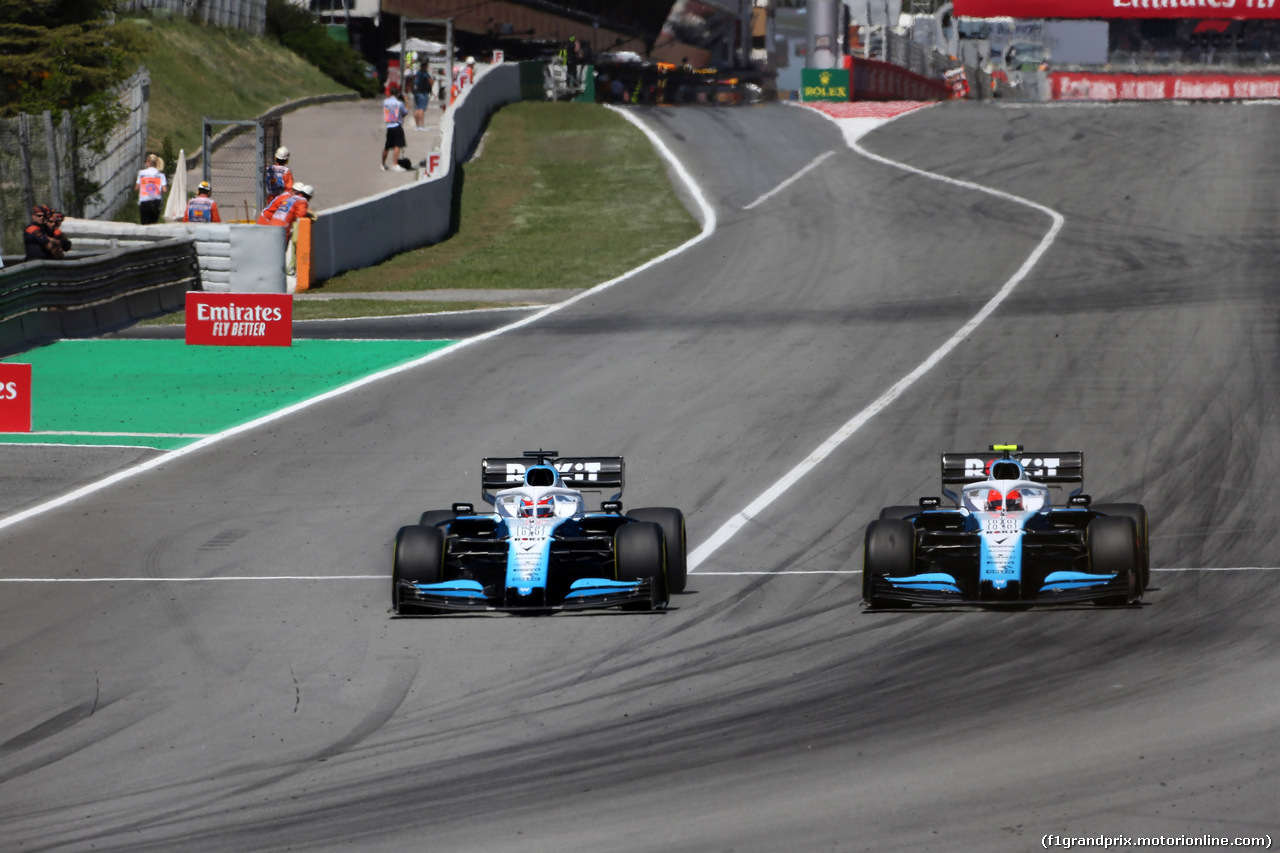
[3,101,1279,851]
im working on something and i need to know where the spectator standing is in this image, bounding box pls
[402,62,416,100]
[184,181,222,223]
[46,209,71,256]
[381,84,408,171]
[135,153,166,225]
[266,146,294,201]
[412,61,433,130]
[566,36,587,87]
[23,206,64,260]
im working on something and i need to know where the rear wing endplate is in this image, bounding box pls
[481,456,625,503]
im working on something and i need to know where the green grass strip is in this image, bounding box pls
[0,339,452,449]
[318,101,700,293]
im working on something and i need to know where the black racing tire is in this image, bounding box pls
[392,524,445,615]
[1088,516,1141,606]
[1093,503,1150,591]
[878,505,919,521]
[863,519,915,609]
[615,521,668,611]
[628,507,687,594]
[418,509,455,529]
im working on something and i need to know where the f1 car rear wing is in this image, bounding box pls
[481,453,625,504]
[939,449,1084,508]
[940,451,1084,486]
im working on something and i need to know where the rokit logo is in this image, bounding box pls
[965,457,1060,478]
[186,293,293,347]
[503,461,604,482]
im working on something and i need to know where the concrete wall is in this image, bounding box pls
[309,62,525,282]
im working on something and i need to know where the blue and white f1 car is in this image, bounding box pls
[863,445,1150,608]
[392,451,687,615]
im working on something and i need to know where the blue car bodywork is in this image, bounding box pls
[393,452,680,615]
[863,446,1147,608]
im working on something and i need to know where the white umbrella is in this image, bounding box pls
[162,149,187,222]
[387,38,446,54]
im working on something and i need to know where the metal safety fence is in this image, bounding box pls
[0,236,197,355]
[201,118,283,223]
[0,69,150,257]
[115,0,266,35]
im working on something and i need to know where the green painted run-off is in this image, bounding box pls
[0,339,453,450]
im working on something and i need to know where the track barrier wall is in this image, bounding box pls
[849,58,952,102]
[57,220,287,293]
[309,62,531,282]
[0,237,198,355]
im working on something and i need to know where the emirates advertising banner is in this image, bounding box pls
[1053,70,1280,98]
[954,0,1280,18]
[0,363,32,433]
[186,292,293,347]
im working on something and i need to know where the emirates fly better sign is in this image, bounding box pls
[0,363,32,432]
[186,292,293,346]
[954,0,1280,18]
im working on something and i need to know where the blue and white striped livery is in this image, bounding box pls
[392,451,687,616]
[863,445,1148,609]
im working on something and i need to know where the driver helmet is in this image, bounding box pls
[985,489,1023,512]
[518,495,554,518]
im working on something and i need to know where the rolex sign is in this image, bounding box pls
[802,68,850,102]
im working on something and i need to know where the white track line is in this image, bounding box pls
[0,568,1273,584]
[0,575,384,582]
[27,431,208,438]
[688,107,1066,572]
[0,107,716,537]
[1154,567,1280,572]
[743,150,837,210]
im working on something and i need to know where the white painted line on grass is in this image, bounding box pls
[743,150,837,210]
[0,107,717,537]
[688,108,1066,572]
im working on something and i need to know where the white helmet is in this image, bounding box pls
[294,183,313,198]
[275,146,290,161]
[466,56,475,65]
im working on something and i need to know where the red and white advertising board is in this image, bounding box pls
[1052,70,1280,99]
[0,363,32,433]
[955,0,1280,19]
[185,292,293,347]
